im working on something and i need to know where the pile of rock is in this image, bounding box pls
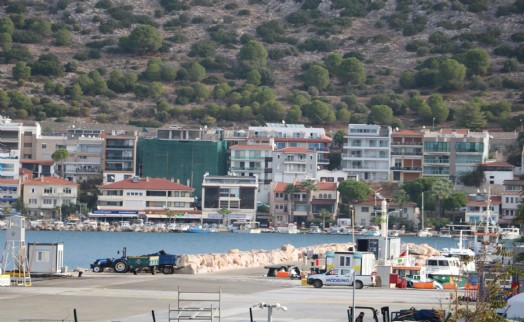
[177,243,353,274]
[176,242,442,274]
[401,243,441,265]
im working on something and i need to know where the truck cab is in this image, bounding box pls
[307,268,355,288]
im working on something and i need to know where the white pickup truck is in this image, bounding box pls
[306,268,375,289]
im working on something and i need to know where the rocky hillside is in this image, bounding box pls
[0,0,523,132]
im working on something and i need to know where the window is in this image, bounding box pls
[339,256,351,267]
[41,143,47,149]
[29,199,37,204]
[63,188,71,194]
[362,207,369,212]
[44,188,53,194]
[43,199,53,205]
[424,142,449,152]
[36,251,50,262]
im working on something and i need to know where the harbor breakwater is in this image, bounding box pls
[175,242,440,274]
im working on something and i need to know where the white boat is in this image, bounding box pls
[277,223,300,234]
[439,227,452,238]
[500,227,521,240]
[229,220,261,234]
[327,226,351,235]
[424,256,468,287]
[308,225,323,234]
[417,227,433,237]
[441,231,476,273]
[362,225,381,236]
[388,230,399,237]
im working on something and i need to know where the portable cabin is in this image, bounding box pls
[27,243,64,274]
[333,251,375,275]
[356,236,401,261]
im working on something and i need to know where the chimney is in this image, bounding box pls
[170,177,174,182]
[146,176,150,182]
[40,176,44,182]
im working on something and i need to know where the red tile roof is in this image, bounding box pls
[316,182,338,190]
[466,195,502,205]
[275,147,313,153]
[100,177,193,191]
[481,161,513,168]
[230,144,273,150]
[25,176,77,186]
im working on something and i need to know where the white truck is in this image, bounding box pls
[306,268,375,289]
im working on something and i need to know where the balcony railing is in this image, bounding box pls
[230,156,266,160]
[391,152,423,156]
[391,166,422,171]
[230,167,262,171]
[391,141,422,146]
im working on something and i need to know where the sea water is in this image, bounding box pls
[0,230,461,269]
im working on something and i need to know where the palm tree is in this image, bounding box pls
[283,183,299,223]
[393,189,409,217]
[51,148,69,178]
[300,178,318,221]
[432,178,453,218]
[218,207,231,226]
[318,209,331,230]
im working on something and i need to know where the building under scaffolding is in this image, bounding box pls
[137,126,228,201]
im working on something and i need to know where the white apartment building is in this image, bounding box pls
[201,174,258,223]
[229,143,273,204]
[248,123,332,169]
[341,124,391,182]
[464,194,501,223]
[97,177,194,214]
[23,176,78,218]
[500,180,524,225]
[0,116,41,179]
[272,147,318,183]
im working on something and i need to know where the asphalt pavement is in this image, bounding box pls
[0,267,459,322]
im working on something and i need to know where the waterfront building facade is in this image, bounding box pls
[97,177,194,218]
[422,129,489,183]
[342,124,391,182]
[269,181,339,227]
[229,143,273,204]
[248,123,331,170]
[201,174,258,223]
[36,133,104,182]
[464,193,501,223]
[272,147,318,183]
[500,180,524,225]
[22,176,78,218]
[390,129,423,182]
[103,131,137,184]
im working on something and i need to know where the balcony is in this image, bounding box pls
[390,166,422,172]
[391,141,422,146]
[230,155,266,160]
[230,166,262,171]
[284,158,306,163]
[391,151,422,156]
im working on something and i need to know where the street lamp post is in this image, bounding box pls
[384,210,401,263]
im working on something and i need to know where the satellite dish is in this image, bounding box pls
[395,127,399,132]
